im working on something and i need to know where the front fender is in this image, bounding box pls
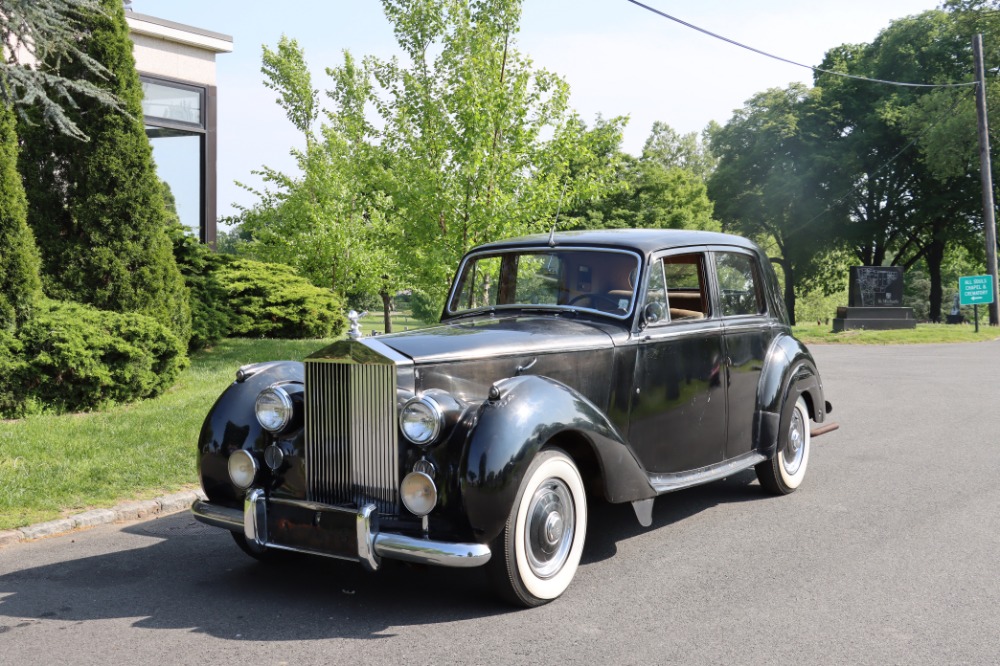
[459,374,653,544]
[197,361,304,505]
[755,334,827,456]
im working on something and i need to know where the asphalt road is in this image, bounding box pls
[1,340,998,665]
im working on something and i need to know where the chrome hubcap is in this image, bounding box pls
[782,408,806,476]
[525,479,575,579]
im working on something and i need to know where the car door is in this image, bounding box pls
[629,249,727,474]
[711,248,776,461]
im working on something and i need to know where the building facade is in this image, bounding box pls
[126,12,233,246]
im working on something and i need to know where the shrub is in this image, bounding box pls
[409,289,444,324]
[215,258,345,339]
[168,217,230,351]
[1,300,187,417]
[0,104,42,331]
[0,329,29,416]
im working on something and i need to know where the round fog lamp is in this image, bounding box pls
[228,450,258,490]
[400,397,442,446]
[400,472,437,516]
[256,386,293,433]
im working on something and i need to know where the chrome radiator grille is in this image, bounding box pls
[304,360,399,516]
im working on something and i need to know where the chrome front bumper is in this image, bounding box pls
[191,490,491,571]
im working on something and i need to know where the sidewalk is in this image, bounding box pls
[0,488,206,548]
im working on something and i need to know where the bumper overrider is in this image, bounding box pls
[191,490,491,571]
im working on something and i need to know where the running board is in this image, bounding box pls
[647,451,767,495]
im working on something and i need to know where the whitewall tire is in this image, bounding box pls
[756,396,811,495]
[489,448,588,607]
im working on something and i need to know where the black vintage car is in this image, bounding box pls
[192,229,835,607]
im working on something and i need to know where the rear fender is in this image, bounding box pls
[755,334,826,457]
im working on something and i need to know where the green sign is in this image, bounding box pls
[959,275,995,305]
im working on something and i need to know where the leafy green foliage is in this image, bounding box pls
[0,103,41,331]
[215,258,346,339]
[227,0,624,320]
[17,0,192,345]
[0,0,126,140]
[167,222,231,351]
[0,299,187,417]
[708,84,841,323]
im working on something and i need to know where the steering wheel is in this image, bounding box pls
[568,293,622,311]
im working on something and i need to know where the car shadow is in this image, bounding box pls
[582,468,761,564]
[0,471,761,638]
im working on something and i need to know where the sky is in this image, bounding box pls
[129,0,942,221]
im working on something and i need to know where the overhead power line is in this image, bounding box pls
[624,0,979,89]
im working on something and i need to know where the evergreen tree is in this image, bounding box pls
[0,102,42,331]
[1,0,125,140]
[18,0,191,344]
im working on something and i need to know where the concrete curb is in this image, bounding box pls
[0,489,207,548]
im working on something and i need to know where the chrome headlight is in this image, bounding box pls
[401,471,437,516]
[228,450,258,490]
[400,395,445,446]
[255,385,293,433]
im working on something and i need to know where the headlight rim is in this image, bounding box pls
[255,384,294,433]
[400,394,445,446]
[400,471,438,516]
[228,449,259,490]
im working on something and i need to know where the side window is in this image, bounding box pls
[644,259,668,318]
[715,252,764,317]
[644,253,710,325]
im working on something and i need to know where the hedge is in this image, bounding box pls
[215,258,346,339]
[0,300,187,417]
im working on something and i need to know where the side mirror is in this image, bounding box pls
[643,301,665,327]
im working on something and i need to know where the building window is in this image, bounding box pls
[141,75,216,245]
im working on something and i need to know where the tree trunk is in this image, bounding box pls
[925,238,945,323]
[380,275,392,334]
[770,257,796,325]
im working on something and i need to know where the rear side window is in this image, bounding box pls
[644,253,710,323]
[715,252,765,317]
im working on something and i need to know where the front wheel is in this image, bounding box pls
[488,448,588,607]
[756,396,811,495]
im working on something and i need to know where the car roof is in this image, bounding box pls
[472,228,759,255]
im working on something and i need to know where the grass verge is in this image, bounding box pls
[0,338,333,532]
[793,322,1000,344]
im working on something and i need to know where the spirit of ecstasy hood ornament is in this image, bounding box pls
[346,310,367,340]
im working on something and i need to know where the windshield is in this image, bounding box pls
[447,248,640,319]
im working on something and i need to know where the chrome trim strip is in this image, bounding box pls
[191,499,242,531]
[649,451,767,494]
[244,488,266,547]
[192,497,491,569]
[357,504,380,572]
[445,246,643,321]
[360,338,415,393]
[373,532,491,568]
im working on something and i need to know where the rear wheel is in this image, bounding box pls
[756,396,810,495]
[488,448,588,607]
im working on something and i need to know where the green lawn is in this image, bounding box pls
[0,338,334,531]
[793,322,1000,345]
[357,310,430,336]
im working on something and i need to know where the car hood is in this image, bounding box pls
[376,314,620,364]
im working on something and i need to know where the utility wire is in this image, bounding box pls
[625,0,979,89]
